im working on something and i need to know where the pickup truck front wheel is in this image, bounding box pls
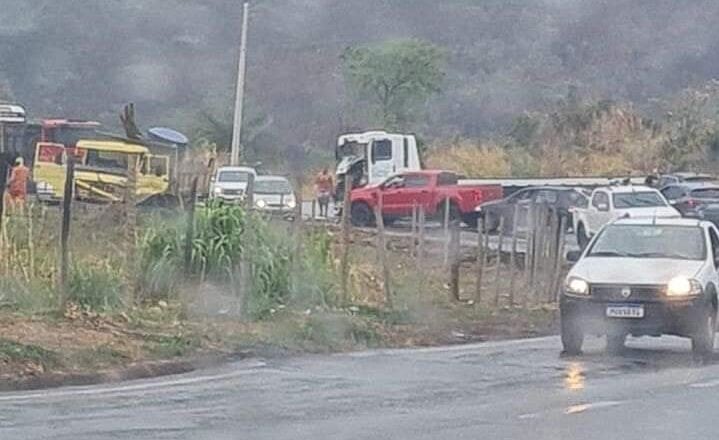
[350,202,374,227]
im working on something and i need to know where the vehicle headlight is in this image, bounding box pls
[255,199,267,208]
[667,276,702,297]
[213,187,223,195]
[565,276,589,296]
[286,199,296,209]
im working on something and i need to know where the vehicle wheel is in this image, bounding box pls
[691,306,716,356]
[483,212,499,233]
[576,223,590,250]
[382,215,396,227]
[350,202,374,227]
[461,213,479,229]
[439,201,461,227]
[561,311,584,355]
[606,333,626,354]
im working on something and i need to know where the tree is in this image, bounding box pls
[341,38,445,129]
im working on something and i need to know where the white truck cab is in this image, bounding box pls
[209,166,257,202]
[573,185,680,248]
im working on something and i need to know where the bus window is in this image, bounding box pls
[403,137,409,168]
[37,144,64,164]
[371,139,392,164]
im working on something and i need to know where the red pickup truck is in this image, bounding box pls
[349,170,503,227]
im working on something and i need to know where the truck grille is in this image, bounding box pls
[590,284,665,301]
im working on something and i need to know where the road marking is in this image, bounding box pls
[345,336,557,357]
[0,360,267,403]
[565,400,622,415]
[689,378,719,388]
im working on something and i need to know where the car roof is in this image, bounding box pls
[663,181,719,190]
[255,175,290,182]
[217,166,256,173]
[671,171,713,179]
[595,185,658,194]
[611,217,711,228]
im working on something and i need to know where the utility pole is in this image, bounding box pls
[230,2,250,166]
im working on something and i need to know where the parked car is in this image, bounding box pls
[660,182,719,226]
[655,172,716,188]
[349,170,502,227]
[477,186,589,233]
[209,166,257,202]
[253,175,296,219]
[572,185,680,249]
[560,217,719,356]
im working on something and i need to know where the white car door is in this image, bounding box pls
[706,225,719,293]
[589,190,612,234]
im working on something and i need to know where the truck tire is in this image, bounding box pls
[561,308,584,356]
[350,202,374,227]
[576,223,590,250]
[439,200,461,227]
[691,303,716,357]
[461,213,479,229]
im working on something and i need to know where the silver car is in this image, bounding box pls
[561,217,719,356]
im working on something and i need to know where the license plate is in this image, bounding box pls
[606,304,644,319]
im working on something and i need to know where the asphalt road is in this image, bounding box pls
[3,335,719,439]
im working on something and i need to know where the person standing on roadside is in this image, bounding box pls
[314,167,333,217]
[7,157,29,213]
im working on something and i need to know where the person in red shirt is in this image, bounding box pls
[314,167,333,217]
[7,157,29,213]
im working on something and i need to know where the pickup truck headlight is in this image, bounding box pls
[213,187,223,195]
[565,276,589,296]
[255,199,267,208]
[286,198,297,209]
[667,276,702,297]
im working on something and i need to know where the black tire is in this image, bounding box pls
[461,213,479,229]
[382,215,397,227]
[439,201,461,227]
[483,212,499,233]
[561,311,584,355]
[577,223,590,250]
[691,306,716,356]
[350,202,374,227]
[606,333,626,354]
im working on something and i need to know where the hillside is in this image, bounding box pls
[1,0,718,161]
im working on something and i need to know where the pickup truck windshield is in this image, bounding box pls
[218,171,251,183]
[612,191,666,208]
[588,225,706,260]
[255,179,292,194]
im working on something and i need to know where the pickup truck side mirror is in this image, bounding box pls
[566,250,582,263]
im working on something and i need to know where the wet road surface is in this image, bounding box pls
[3,335,719,439]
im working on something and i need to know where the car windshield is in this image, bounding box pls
[255,179,292,194]
[691,188,719,199]
[588,224,706,260]
[218,171,251,183]
[612,191,666,208]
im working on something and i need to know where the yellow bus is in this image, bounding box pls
[33,139,170,204]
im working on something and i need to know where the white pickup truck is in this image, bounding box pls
[573,185,680,248]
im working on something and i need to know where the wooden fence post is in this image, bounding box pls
[184,177,198,276]
[443,198,450,267]
[59,156,75,306]
[417,204,426,271]
[551,215,568,302]
[449,221,461,302]
[410,202,418,257]
[125,154,139,298]
[340,178,353,304]
[508,205,520,307]
[475,216,485,304]
[493,216,505,307]
[374,193,392,308]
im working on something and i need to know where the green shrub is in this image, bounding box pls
[67,262,124,311]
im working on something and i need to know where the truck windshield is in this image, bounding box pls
[612,191,666,208]
[588,225,706,260]
[255,179,292,194]
[218,171,250,182]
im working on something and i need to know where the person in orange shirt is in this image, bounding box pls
[314,167,334,217]
[7,157,29,213]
